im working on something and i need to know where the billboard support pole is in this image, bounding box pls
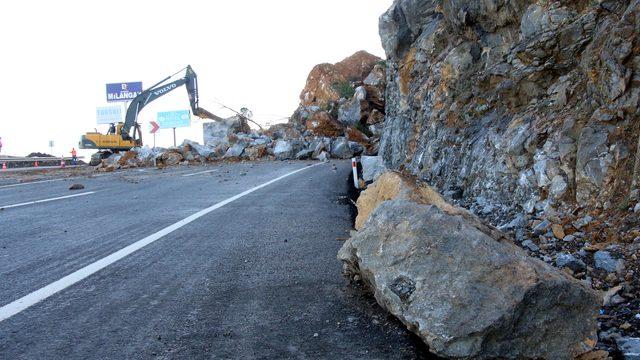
[173,128,176,147]
[153,133,156,149]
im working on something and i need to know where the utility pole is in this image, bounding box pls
[173,127,176,147]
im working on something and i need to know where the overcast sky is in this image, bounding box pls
[0,0,391,157]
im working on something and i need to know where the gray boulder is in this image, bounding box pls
[202,116,249,144]
[330,137,353,159]
[181,140,215,159]
[295,148,313,160]
[273,140,294,160]
[616,337,640,360]
[223,143,246,159]
[337,94,367,127]
[594,251,625,273]
[556,253,587,272]
[338,199,600,359]
[361,155,386,182]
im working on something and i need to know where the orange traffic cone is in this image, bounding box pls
[34,160,39,167]
[60,157,66,169]
[2,163,6,171]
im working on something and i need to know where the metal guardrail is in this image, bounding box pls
[0,156,85,163]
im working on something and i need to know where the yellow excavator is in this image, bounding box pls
[80,65,226,165]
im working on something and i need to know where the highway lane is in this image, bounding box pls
[0,160,429,359]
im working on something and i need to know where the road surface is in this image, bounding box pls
[0,161,430,359]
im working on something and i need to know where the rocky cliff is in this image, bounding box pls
[372,0,640,356]
[380,0,640,220]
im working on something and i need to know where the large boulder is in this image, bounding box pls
[203,116,250,145]
[363,63,387,110]
[330,137,353,159]
[299,51,381,107]
[353,171,502,240]
[98,153,123,172]
[361,155,386,182]
[223,143,246,160]
[338,87,369,126]
[181,139,215,160]
[338,198,600,359]
[305,111,345,137]
[333,50,382,82]
[158,150,183,167]
[273,140,295,160]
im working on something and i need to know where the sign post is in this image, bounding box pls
[173,128,177,147]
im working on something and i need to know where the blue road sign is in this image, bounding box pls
[106,82,143,102]
[157,110,191,129]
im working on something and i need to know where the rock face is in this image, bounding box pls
[378,0,640,217]
[339,198,601,359]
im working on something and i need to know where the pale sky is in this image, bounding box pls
[0,0,391,158]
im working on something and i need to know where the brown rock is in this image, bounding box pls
[334,50,381,82]
[576,350,611,360]
[299,64,346,107]
[299,51,381,107]
[346,127,370,144]
[363,63,387,109]
[366,109,385,125]
[305,111,344,137]
[244,145,267,161]
[552,224,566,239]
[355,171,506,241]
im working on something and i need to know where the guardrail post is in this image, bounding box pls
[351,157,359,190]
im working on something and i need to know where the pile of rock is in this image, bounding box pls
[288,51,387,156]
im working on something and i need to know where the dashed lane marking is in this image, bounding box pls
[0,192,97,210]
[0,162,323,322]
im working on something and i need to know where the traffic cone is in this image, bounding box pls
[2,163,6,171]
[60,157,65,169]
[34,160,39,167]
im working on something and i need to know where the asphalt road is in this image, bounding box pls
[0,161,430,359]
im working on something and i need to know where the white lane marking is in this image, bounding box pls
[0,163,322,322]
[0,192,96,210]
[182,169,219,177]
[0,178,67,189]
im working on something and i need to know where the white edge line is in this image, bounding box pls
[0,192,97,210]
[0,162,322,322]
[182,169,219,177]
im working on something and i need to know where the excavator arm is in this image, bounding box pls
[121,65,224,141]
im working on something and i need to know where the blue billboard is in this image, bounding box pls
[106,82,143,102]
[157,110,191,129]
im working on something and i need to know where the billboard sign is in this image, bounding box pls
[106,82,143,102]
[96,105,123,124]
[157,110,191,129]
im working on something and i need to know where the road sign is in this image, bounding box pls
[106,82,143,102]
[96,105,123,124]
[149,121,160,134]
[157,110,191,129]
